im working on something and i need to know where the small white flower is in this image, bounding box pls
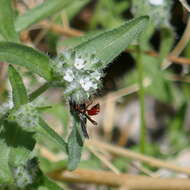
[91,71,101,80]
[79,78,97,91]
[12,159,38,188]
[13,166,32,188]
[149,0,163,6]
[64,69,74,82]
[74,56,86,69]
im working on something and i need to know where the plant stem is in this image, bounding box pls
[137,46,146,153]
[29,82,50,101]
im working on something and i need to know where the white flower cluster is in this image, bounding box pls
[132,0,173,27]
[149,0,163,6]
[12,159,38,188]
[52,50,103,102]
[9,103,39,131]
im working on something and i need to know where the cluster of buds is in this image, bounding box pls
[52,50,104,103]
[12,158,39,188]
[132,0,172,27]
[8,102,39,131]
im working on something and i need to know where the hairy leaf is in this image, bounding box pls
[29,82,50,102]
[58,30,103,50]
[29,169,64,190]
[159,28,174,62]
[38,118,67,153]
[0,121,36,167]
[75,16,149,68]
[0,140,13,185]
[8,65,28,108]
[0,0,19,42]
[15,0,71,32]
[0,42,52,80]
[67,120,83,171]
[39,175,63,190]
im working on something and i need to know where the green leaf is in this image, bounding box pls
[29,170,64,190]
[63,0,90,21]
[169,103,187,131]
[0,140,13,185]
[90,0,128,29]
[67,120,84,171]
[0,42,52,80]
[57,30,103,50]
[29,82,50,102]
[127,53,173,103]
[75,16,149,67]
[159,28,174,62]
[8,65,28,108]
[15,0,71,32]
[0,0,19,42]
[39,157,67,173]
[38,118,67,153]
[39,175,63,190]
[0,121,36,167]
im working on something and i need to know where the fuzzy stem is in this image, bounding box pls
[29,82,50,101]
[137,46,146,153]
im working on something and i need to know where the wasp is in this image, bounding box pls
[69,100,100,138]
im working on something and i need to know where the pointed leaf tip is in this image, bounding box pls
[75,16,149,67]
[8,65,28,108]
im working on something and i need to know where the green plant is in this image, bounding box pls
[0,0,148,189]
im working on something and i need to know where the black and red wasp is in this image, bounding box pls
[69,100,100,138]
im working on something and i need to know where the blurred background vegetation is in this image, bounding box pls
[1,0,190,189]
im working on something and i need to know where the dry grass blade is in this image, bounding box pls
[38,20,84,37]
[178,0,190,12]
[87,140,190,176]
[87,144,120,174]
[102,94,116,140]
[162,18,190,69]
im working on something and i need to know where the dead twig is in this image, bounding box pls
[162,17,190,69]
[38,20,84,37]
[178,0,190,12]
[48,168,190,190]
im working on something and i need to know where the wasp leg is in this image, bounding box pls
[84,113,98,125]
[79,114,89,138]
